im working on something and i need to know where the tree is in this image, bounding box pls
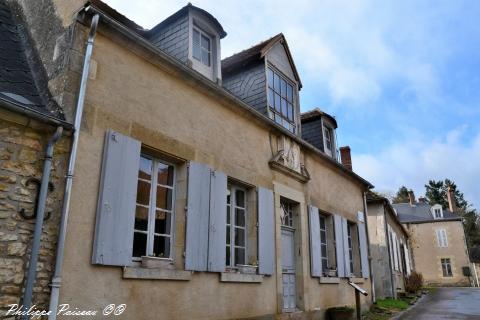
[425,180,446,207]
[392,186,411,204]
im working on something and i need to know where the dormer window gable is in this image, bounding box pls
[300,108,338,160]
[222,34,302,134]
[432,204,443,219]
[146,4,226,83]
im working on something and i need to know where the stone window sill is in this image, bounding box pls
[123,267,192,281]
[349,277,365,284]
[220,272,264,283]
[319,277,340,284]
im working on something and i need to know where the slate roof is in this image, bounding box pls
[222,33,303,88]
[300,108,338,128]
[392,202,461,223]
[0,2,64,119]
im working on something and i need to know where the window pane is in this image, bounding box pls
[227,205,231,224]
[156,186,173,210]
[320,231,326,243]
[134,206,149,231]
[235,227,245,246]
[132,232,147,258]
[268,88,274,107]
[274,73,280,91]
[201,49,210,66]
[235,208,245,227]
[287,84,293,102]
[153,235,170,258]
[322,259,328,270]
[226,226,230,244]
[281,79,287,98]
[319,216,326,229]
[275,113,282,124]
[275,94,281,111]
[321,244,327,257]
[201,34,210,50]
[193,29,201,60]
[157,163,174,186]
[287,103,294,121]
[235,189,245,208]
[226,246,231,266]
[268,68,274,88]
[136,180,150,206]
[281,99,288,117]
[139,157,152,180]
[235,248,245,265]
[155,210,171,235]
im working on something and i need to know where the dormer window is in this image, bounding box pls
[267,67,295,133]
[323,125,333,157]
[193,27,211,66]
[432,204,443,219]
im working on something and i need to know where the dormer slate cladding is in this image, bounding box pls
[147,15,189,64]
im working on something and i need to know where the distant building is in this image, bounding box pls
[366,192,411,299]
[392,191,471,287]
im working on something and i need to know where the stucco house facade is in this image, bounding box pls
[0,0,378,319]
[366,192,411,299]
[392,192,471,287]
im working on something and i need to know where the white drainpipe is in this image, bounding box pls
[48,11,99,319]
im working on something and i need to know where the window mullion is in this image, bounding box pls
[147,161,159,256]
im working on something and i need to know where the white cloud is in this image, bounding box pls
[354,127,480,207]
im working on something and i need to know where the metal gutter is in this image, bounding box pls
[84,4,374,189]
[22,126,63,319]
[47,12,100,319]
[0,97,73,129]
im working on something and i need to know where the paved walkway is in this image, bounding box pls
[396,287,480,320]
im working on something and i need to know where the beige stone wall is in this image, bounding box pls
[406,221,470,286]
[0,112,69,316]
[52,25,373,320]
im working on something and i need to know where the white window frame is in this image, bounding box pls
[347,223,354,275]
[226,185,247,267]
[323,125,334,157]
[133,155,176,261]
[267,65,296,133]
[319,214,329,272]
[441,258,453,277]
[432,204,443,219]
[192,26,212,67]
[436,229,448,248]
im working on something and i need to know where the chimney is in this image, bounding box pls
[447,186,457,213]
[339,146,352,170]
[408,190,415,205]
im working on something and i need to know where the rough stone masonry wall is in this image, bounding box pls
[0,117,69,316]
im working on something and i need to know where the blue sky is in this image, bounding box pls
[106,0,480,207]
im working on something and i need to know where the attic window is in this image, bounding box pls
[193,27,211,66]
[323,125,334,157]
[433,205,443,219]
[267,67,295,133]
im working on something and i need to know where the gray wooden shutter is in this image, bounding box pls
[404,244,411,275]
[207,170,227,272]
[357,212,370,278]
[92,130,141,266]
[334,214,345,277]
[342,217,351,276]
[185,161,211,271]
[258,187,275,275]
[308,205,321,277]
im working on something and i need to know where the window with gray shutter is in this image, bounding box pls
[185,161,211,271]
[258,187,275,275]
[357,212,370,278]
[308,205,321,277]
[334,214,345,277]
[92,130,141,266]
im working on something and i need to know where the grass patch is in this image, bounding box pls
[376,298,409,311]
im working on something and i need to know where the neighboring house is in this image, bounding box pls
[392,191,471,287]
[0,0,379,319]
[366,192,411,299]
[0,1,71,313]
[470,247,480,287]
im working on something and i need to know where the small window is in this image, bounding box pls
[323,126,333,157]
[441,258,453,277]
[193,27,211,66]
[319,215,328,271]
[434,208,442,218]
[226,185,247,267]
[280,199,294,227]
[267,67,295,133]
[133,155,175,260]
